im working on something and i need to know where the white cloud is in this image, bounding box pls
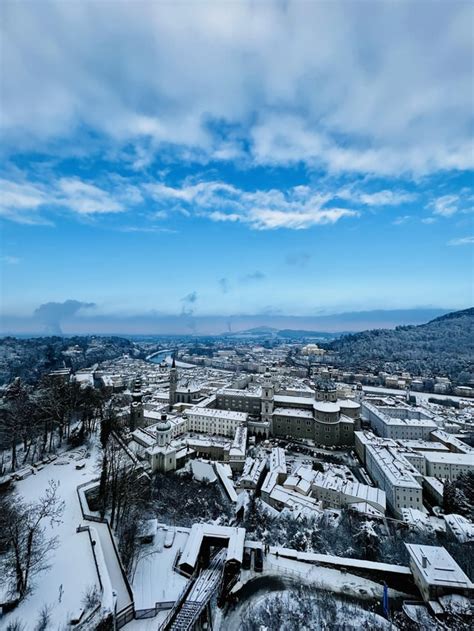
[147,179,359,230]
[57,178,123,214]
[1,1,472,175]
[0,175,137,223]
[448,236,474,246]
[392,215,411,225]
[0,179,49,223]
[430,195,460,217]
[356,190,416,206]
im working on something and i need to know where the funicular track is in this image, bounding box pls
[160,549,227,631]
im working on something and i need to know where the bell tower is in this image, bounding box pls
[130,375,144,430]
[169,353,178,411]
[261,368,274,430]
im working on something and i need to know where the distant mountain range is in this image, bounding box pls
[222,326,340,340]
[326,307,474,385]
[2,307,451,336]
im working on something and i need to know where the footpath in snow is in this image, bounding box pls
[1,445,100,630]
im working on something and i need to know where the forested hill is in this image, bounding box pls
[326,308,474,385]
[0,336,142,385]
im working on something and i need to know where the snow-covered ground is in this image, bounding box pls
[93,521,132,612]
[123,610,168,630]
[132,526,190,609]
[238,552,410,602]
[0,444,100,630]
[220,588,393,631]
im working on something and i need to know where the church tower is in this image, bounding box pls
[156,414,172,447]
[130,375,144,430]
[169,354,178,411]
[261,368,274,430]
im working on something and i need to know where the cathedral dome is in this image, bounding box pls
[156,413,171,432]
[157,419,172,432]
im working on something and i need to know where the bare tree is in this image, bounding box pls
[2,480,64,599]
[36,376,72,451]
[0,378,35,472]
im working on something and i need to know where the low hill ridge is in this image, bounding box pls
[326,307,474,385]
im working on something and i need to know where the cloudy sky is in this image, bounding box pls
[1,0,473,333]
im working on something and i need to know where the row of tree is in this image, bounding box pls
[325,308,474,385]
[97,410,150,574]
[443,471,474,520]
[0,376,112,473]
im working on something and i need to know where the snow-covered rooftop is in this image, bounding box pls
[406,544,474,589]
[186,406,248,421]
[443,514,474,544]
[273,406,314,419]
[269,447,286,473]
[366,444,422,489]
[179,524,246,570]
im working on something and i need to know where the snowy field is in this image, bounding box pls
[0,445,100,630]
[220,588,392,631]
[132,526,190,608]
[264,552,407,600]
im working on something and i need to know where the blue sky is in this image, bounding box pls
[1,1,473,334]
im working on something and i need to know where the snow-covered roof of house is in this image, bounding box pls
[401,508,430,528]
[363,401,437,428]
[269,447,286,473]
[229,426,248,457]
[74,372,95,387]
[269,485,322,515]
[146,391,169,401]
[147,443,176,456]
[366,445,422,489]
[296,478,312,495]
[191,460,217,483]
[261,471,279,495]
[313,401,340,413]
[217,387,262,398]
[273,547,412,575]
[443,514,474,544]
[312,472,386,511]
[430,430,474,455]
[423,476,444,496]
[179,524,246,570]
[423,452,474,466]
[195,394,217,408]
[397,440,449,452]
[272,407,314,419]
[226,527,246,563]
[240,457,267,486]
[354,430,397,449]
[283,475,300,490]
[131,427,156,448]
[215,462,238,503]
[338,399,361,409]
[186,406,248,421]
[293,464,317,483]
[405,544,474,590]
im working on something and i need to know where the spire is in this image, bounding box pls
[171,351,176,369]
